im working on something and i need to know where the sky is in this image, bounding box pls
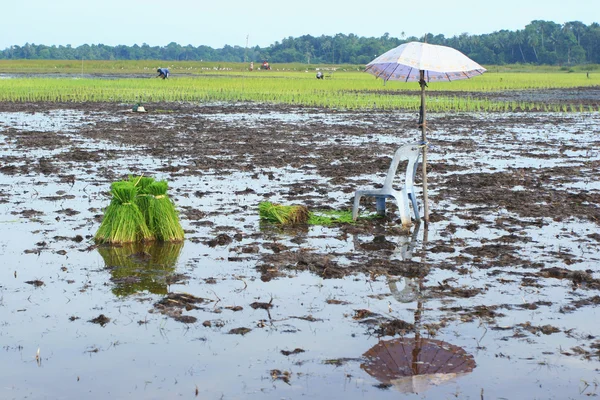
[2,0,599,50]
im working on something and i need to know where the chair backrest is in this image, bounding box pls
[382,142,421,190]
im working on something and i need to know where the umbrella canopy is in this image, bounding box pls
[361,337,476,393]
[365,41,486,82]
[365,42,486,225]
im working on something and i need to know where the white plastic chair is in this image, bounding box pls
[352,142,421,226]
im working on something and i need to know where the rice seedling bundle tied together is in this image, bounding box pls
[258,202,310,224]
[145,180,185,242]
[95,177,184,244]
[95,181,154,244]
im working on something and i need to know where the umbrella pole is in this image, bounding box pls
[419,70,430,225]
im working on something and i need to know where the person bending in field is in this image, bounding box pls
[156,68,170,79]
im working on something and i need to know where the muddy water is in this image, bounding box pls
[0,102,599,399]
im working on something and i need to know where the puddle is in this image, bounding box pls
[0,101,599,399]
[0,109,91,132]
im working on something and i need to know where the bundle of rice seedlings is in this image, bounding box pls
[97,242,183,296]
[258,201,310,225]
[129,175,155,224]
[146,180,185,242]
[95,181,154,244]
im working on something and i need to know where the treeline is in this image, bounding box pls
[2,20,599,66]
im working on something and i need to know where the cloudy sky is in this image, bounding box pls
[2,0,598,49]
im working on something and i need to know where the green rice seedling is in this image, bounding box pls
[258,201,310,225]
[129,175,155,224]
[259,203,380,226]
[308,209,382,225]
[145,181,185,242]
[129,175,155,191]
[307,210,355,225]
[95,181,154,244]
[0,68,596,112]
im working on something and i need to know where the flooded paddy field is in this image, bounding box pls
[0,99,599,399]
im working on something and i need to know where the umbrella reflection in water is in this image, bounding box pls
[361,223,476,393]
[361,335,476,393]
[362,289,476,392]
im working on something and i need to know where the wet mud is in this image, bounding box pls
[0,94,599,399]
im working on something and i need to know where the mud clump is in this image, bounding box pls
[173,315,198,324]
[89,314,110,326]
[207,233,233,247]
[261,251,346,279]
[250,301,273,310]
[152,292,211,323]
[374,319,415,336]
[519,322,561,335]
[228,327,252,335]
[281,348,305,356]
[270,369,291,384]
[539,267,600,289]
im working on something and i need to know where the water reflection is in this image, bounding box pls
[258,220,309,237]
[388,277,420,303]
[362,281,476,392]
[395,222,420,261]
[97,242,184,296]
[361,333,476,393]
[361,223,476,393]
[353,221,421,261]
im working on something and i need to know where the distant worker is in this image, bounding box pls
[262,60,270,70]
[250,61,254,71]
[316,71,324,79]
[156,68,170,79]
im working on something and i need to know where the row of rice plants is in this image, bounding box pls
[0,75,596,112]
[2,59,598,76]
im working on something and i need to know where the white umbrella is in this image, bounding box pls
[365,42,486,224]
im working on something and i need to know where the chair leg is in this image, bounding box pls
[376,197,386,216]
[408,192,420,221]
[352,193,362,220]
[395,195,412,227]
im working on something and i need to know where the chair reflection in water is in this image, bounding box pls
[352,221,422,302]
[352,142,421,227]
[389,221,421,303]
